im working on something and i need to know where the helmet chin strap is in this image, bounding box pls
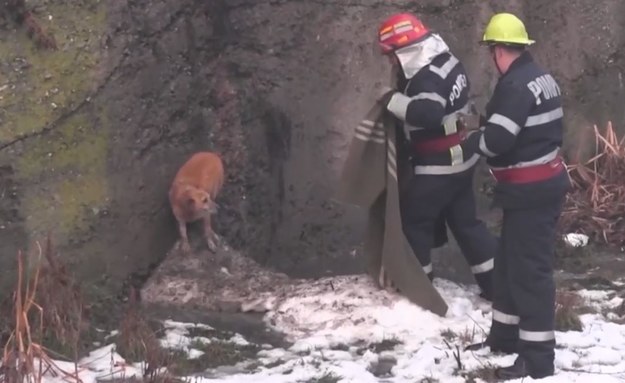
[389,57,409,90]
[492,48,504,75]
[390,58,400,79]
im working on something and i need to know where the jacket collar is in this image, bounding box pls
[394,33,450,79]
[501,50,533,80]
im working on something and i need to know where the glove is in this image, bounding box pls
[462,129,480,140]
[460,128,481,157]
[457,116,467,131]
[479,114,487,127]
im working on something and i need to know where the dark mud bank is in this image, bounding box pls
[2,0,625,305]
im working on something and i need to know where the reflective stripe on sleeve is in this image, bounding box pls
[525,107,563,127]
[489,113,521,135]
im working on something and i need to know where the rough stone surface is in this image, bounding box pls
[1,0,625,304]
[140,242,292,313]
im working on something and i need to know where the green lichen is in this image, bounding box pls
[0,0,107,142]
[17,108,111,240]
[16,112,109,178]
[0,1,111,241]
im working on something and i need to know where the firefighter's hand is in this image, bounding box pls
[460,127,482,157]
[479,114,488,127]
[461,128,480,140]
[459,129,470,141]
[378,85,395,96]
[376,86,397,105]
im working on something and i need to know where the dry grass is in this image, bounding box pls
[303,371,342,383]
[555,291,585,332]
[440,326,479,347]
[560,121,625,245]
[115,290,261,381]
[458,327,478,346]
[34,236,85,360]
[0,235,175,383]
[440,329,456,342]
[115,289,172,382]
[0,234,258,383]
[367,337,402,353]
[462,364,498,383]
[354,337,402,356]
[0,240,82,383]
[615,298,625,318]
[599,293,625,324]
[418,378,440,383]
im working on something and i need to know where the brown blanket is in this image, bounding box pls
[334,91,448,317]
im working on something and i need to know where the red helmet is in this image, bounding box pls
[378,13,430,55]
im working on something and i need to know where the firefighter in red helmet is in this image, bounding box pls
[377,13,497,300]
[378,13,430,54]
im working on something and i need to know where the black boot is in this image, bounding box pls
[479,290,492,303]
[495,357,554,380]
[464,338,517,354]
[495,357,530,380]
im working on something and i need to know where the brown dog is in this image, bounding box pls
[169,151,224,253]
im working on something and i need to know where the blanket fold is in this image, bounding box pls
[335,91,448,317]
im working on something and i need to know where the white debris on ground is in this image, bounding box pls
[158,320,216,356]
[564,233,590,248]
[41,275,625,383]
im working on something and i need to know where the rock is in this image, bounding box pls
[368,355,397,377]
[140,243,291,312]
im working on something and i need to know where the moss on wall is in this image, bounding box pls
[0,1,109,242]
[17,109,111,240]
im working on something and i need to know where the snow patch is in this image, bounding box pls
[22,275,625,382]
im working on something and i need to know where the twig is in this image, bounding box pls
[559,121,625,245]
[443,339,463,371]
[559,367,625,376]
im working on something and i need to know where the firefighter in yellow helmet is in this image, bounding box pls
[462,13,571,380]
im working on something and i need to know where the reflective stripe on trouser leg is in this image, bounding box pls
[471,258,494,274]
[489,307,521,350]
[493,309,520,325]
[506,201,563,376]
[519,329,555,342]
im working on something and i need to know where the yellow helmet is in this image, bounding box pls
[481,13,535,46]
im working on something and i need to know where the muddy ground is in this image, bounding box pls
[132,236,625,379]
[1,0,625,329]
